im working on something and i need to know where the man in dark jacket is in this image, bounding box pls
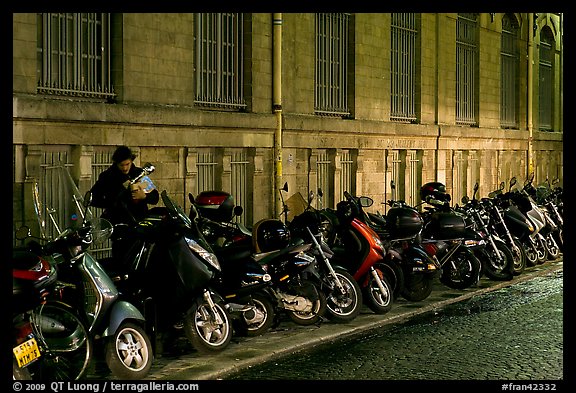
[90,146,160,263]
[90,145,159,225]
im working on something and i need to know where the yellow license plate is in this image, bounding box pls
[13,337,41,368]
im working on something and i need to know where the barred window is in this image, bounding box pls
[36,13,115,99]
[315,13,350,116]
[500,14,519,128]
[456,13,478,125]
[539,26,554,131]
[391,13,417,122]
[195,13,246,109]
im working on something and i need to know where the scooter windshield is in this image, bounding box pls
[32,165,95,240]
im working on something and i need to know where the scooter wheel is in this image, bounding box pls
[106,322,153,380]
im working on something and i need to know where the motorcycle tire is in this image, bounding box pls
[480,240,514,281]
[324,268,363,323]
[535,235,548,264]
[13,359,32,380]
[440,249,481,290]
[29,301,92,380]
[286,281,327,326]
[523,240,539,267]
[553,229,563,252]
[400,272,435,302]
[233,292,276,337]
[510,237,527,276]
[105,322,153,380]
[184,298,232,355]
[545,234,561,260]
[362,267,393,314]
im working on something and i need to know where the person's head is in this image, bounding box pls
[112,145,137,175]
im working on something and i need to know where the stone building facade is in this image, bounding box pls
[12,13,563,233]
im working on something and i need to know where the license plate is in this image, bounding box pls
[13,337,41,368]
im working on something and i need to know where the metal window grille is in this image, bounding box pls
[388,150,403,201]
[315,13,350,116]
[539,28,554,131]
[406,150,421,206]
[391,13,417,122]
[500,15,519,128]
[197,151,217,193]
[339,150,355,205]
[316,151,332,208]
[90,149,114,259]
[230,150,249,225]
[453,150,467,203]
[36,13,115,99]
[195,13,246,109]
[456,13,478,125]
[467,150,479,195]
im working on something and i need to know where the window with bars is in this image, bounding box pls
[197,150,218,193]
[230,149,251,225]
[456,13,478,125]
[539,27,554,131]
[315,13,350,116]
[390,13,417,122]
[316,150,333,208]
[339,150,356,205]
[500,14,519,129]
[194,13,246,109]
[36,13,115,99]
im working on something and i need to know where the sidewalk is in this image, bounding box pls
[90,258,564,381]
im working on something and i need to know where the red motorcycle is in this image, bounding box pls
[12,242,92,380]
[319,192,395,314]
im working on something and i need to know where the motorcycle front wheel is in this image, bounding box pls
[440,249,481,290]
[324,268,363,323]
[480,240,514,281]
[105,322,153,380]
[400,272,435,302]
[545,233,560,260]
[184,297,232,355]
[363,267,393,314]
[510,237,527,275]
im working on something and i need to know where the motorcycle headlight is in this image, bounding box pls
[185,237,221,271]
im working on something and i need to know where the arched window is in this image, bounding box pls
[500,14,519,128]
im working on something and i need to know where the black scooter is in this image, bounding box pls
[102,190,233,356]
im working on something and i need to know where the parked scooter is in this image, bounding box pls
[188,192,276,337]
[319,191,395,314]
[356,181,440,302]
[19,197,154,379]
[288,191,363,323]
[487,181,527,276]
[504,176,549,265]
[12,245,92,380]
[418,182,483,290]
[458,182,514,281]
[102,190,234,356]
[521,173,561,260]
[190,190,328,327]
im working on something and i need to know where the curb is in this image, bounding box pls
[108,259,563,381]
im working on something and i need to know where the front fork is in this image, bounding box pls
[202,289,225,326]
[369,266,389,298]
